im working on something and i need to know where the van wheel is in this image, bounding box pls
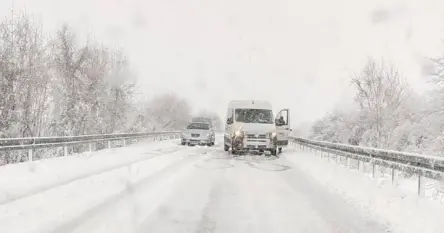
[270,149,277,156]
[224,144,229,151]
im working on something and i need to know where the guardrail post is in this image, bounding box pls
[28,149,33,162]
[108,141,112,149]
[357,160,363,172]
[122,139,126,147]
[391,168,398,186]
[418,175,426,197]
[64,145,68,157]
[372,163,377,178]
[346,157,350,168]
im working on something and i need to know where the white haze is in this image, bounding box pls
[2,0,444,125]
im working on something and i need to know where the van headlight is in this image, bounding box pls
[268,132,277,138]
[232,130,244,138]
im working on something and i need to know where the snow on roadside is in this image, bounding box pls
[0,145,209,233]
[0,139,181,205]
[285,148,444,233]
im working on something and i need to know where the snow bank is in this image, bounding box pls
[285,149,444,233]
[0,143,211,233]
[0,139,181,205]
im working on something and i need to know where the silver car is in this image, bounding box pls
[181,122,215,146]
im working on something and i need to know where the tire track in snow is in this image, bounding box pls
[278,155,393,233]
[0,145,185,206]
[48,150,206,233]
[194,179,224,233]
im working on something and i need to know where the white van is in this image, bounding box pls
[224,100,291,155]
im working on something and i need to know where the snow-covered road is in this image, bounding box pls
[1,136,443,233]
[48,146,388,233]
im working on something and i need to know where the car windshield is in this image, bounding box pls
[235,109,273,124]
[187,123,210,130]
[192,117,211,123]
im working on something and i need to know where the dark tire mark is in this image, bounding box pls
[232,155,280,162]
[244,161,292,172]
[194,160,234,170]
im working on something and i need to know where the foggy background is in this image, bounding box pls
[2,0,442,127]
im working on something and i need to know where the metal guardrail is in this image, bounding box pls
[290,137,444,196]
[0,131,181,162]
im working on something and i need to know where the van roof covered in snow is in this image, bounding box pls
[228,100,272,110]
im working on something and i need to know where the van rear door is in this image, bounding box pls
[275,109,290,147]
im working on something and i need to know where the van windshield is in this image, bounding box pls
[235,109,273,124]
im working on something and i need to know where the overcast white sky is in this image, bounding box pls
[2,0,444,126]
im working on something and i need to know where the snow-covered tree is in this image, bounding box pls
[144,93,192,131]
[0,11,191,164]
[351,58,407,148]
[0,13,52,138]
[195,109,223,130]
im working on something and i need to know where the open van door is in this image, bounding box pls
[275,109,290,149]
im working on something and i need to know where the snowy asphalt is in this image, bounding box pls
[48,137,391,233]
